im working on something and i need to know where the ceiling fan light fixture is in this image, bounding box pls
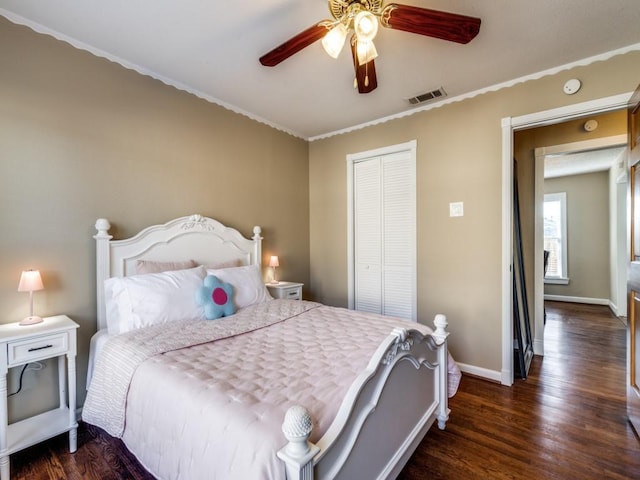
[354,10,378,43]
[356,40,378,66]
[259,0,481,94]
[321,22,348,58]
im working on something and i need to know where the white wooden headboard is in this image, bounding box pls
[94,214,263,331]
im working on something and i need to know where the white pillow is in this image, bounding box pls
[206,264,272,309]
[106,266,206,334]
[103,279,121,334]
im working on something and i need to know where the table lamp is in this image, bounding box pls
[18,269,44,325]
[269,256,279,284]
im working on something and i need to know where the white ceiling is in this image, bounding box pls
[544,146,626,179]
[1,0,640,140]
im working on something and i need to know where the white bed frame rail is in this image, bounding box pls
[279,316,450,480]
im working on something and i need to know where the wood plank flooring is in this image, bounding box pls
[398,301,640,480]
[10,301,640,479]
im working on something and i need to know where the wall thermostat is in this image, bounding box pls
[563,79,581,95]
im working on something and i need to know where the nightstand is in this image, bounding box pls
[266,282,304,300]
[0,315,79,480]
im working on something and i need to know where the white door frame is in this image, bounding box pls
[500,93,631,386]
[346,140,417,311]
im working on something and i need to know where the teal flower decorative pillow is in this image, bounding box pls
[195,275,236,320]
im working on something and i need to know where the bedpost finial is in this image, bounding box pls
[95,218,111,236]
[282,405,313,439]
[433,314,448,341]
[253,225,262,236]
[282,405,313,457]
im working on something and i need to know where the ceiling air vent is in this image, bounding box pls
[406,87,447,106]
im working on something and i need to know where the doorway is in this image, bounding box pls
[500,92,632,386]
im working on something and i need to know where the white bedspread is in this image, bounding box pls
[83,300,460,480]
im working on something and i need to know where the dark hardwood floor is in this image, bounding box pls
[399,301,640,480]
[11,301,640,479]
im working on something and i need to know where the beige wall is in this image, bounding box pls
[0,18,310,420]
[544,172,611,298]
[309,52,640,372]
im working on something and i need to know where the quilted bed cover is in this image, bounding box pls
[83,300,460,480]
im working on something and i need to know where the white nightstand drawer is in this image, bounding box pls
[266,282,304,301]
[7,332,68,366]
[283,288,300,299]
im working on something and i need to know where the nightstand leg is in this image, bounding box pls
[0,456,8,480]
[0,374,8,480]
[58,356,66,408]
[67,354,77,453]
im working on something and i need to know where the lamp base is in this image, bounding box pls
[19,315,43,326]
[269,280,280,285]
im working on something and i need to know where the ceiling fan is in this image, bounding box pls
[259,0,481,94]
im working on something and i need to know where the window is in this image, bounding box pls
[543,192,568,284]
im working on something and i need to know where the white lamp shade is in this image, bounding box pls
[269,256,280,268]
[18,270,44,292]
[354,11,378,43]
[322,23,348,59]
[356,40,378,66]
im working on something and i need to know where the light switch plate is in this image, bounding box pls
[449,202,464,217]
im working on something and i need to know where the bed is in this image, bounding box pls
[82,214,457,480]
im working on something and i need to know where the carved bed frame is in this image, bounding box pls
[93,214,450,480]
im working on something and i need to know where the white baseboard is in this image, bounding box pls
[457,362,502,383]
[533,338,544,356]
[544,294,609,305]
[609,301,628,320]
[609,301,619,316]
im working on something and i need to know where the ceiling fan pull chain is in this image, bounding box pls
[364,62,369,87]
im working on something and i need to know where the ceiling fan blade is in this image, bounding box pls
[350,38,377,94]
[381,4,480,44]
[259,23,331,66]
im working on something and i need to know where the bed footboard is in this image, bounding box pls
[278,314,449,480]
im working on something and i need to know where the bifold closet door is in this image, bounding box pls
[353,150,416,320]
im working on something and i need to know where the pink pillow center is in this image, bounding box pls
[212,287,228,306]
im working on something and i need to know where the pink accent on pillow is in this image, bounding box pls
[212,288,228,305]
[136,259,197,275]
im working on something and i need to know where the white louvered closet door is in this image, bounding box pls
[353,149,416,320]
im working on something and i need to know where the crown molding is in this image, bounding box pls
[309,42,640,141]
[0,10,306,140]
[4,9,639,143]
